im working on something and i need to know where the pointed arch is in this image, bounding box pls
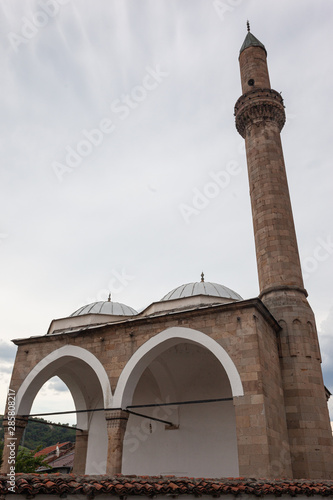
[14,345,112,474]
[113,326,243,409]
[16,345,113,417]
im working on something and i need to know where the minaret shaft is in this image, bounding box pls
[240,46,270,93]
[235,33,333,480]
[235,46,304,297]
[245,119,304,295]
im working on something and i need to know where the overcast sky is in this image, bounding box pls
[0,0,332,427]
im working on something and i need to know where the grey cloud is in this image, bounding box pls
[48,378,69,393]
[0,363,14,374]
[0,341,16,363]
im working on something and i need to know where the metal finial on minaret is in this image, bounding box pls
[201,272,204,282]
[247,20,250,32]
[108,292,111,302]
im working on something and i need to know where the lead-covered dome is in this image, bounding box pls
[161,280,242,302]
[70,300,137,317]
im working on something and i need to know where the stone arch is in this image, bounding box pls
[278,319,289,357]
[16,345,112,414]
[291,319,303,356]
[114,326,243,477]
[307,321,321,361]
[15,345,112,474]
[114,326,243,409]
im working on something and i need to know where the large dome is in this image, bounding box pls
[161,280,242,302]
[70,300,137,317]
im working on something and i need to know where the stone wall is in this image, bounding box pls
[3,299,292,478]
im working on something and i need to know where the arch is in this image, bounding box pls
[16,345,112,417]
[278,319,289,357]
[15,345,112,474]
[113,326,243,409]
[307,320,321,361]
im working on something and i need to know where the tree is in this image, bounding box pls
[0,415,76,451]
[14,447,51,473]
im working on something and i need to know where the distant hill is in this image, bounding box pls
[0,415,76,451]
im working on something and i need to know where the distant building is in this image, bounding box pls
[34,442,73,464]
[1,30,332,479]
[36,442,75,473]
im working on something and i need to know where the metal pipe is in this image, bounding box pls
[125,409,173,426]
[127,397,233,409]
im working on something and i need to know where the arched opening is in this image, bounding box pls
[116,327,242,477]
[30,376,76,425]
[15,346,112,474]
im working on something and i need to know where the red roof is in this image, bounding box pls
[34,442,72,457]
[1,475,333,496]
[48,451,75,468]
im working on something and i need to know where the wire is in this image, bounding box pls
[23,397,233,419]
[23,408,173,427]
[127,397,233,409]
[27,418,83,432]
[125,409,173,426]
[23,407,121,418]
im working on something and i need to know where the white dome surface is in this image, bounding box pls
[161,282,242,301]
[70,301,137,317]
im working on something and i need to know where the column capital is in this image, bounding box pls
[105,409,129,429]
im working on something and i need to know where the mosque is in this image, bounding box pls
[1,29,333,480]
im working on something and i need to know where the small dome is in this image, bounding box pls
[161,281,242,302]
[70,300,137,317]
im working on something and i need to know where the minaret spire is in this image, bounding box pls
[246,20,250,32]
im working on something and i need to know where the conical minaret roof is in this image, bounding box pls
[240,31,266,55]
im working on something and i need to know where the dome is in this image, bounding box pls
[70,300,137,317]
[161,280,242,302]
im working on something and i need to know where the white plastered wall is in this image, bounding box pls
[115,327,243,477]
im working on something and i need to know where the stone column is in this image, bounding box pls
[0,415,28,474]
[72,430,88,474]
[105,410,129,475]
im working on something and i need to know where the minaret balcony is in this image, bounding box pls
[234,88,285,138]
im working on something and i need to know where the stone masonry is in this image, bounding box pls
[235,32,333,478]
[2,299,292,479]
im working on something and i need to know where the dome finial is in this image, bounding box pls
[108,292,111,302]
[201,272,204,282]
[247,20,250,32]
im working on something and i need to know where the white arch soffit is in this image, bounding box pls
[16,345,113,415]
[58,372,89,430]
[113,326,244,408]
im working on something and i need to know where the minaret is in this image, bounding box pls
[235,27,333,479]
